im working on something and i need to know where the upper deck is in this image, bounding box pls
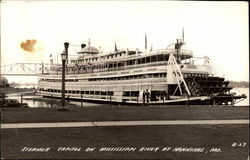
[44,48,193,76]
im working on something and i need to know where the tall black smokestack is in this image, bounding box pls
[81,44,86,49]
[64,42,69,60]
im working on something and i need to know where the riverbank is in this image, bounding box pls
[0,87,36,94]
[1,105,249,123]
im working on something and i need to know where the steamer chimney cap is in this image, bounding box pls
[64,42,69,48]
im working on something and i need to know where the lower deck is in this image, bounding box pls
[38,91,210,105]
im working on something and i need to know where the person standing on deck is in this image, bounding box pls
[145,89,150,105]
[143,90,146,105]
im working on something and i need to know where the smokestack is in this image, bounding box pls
[64,42,69,60]
[114,42,118,52]
[81,44,86,49]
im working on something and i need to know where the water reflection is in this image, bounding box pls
[7,95,102,108]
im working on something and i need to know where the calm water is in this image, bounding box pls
[7,95,101,108]
[6,88,249,107]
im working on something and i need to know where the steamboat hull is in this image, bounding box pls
[39,93,246,105]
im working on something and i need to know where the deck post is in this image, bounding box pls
[231,96,234,106]
[50,94,53,108]
[21,94,23,104]
[213,97,216,106]
[81,93,83,107]
[110,93,112,104]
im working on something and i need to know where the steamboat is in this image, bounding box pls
[37,34,246,105]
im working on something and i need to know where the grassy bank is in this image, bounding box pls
[1,124,248,159]
[1,105,249,123]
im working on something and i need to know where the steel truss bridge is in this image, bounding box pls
[0,63,50,76]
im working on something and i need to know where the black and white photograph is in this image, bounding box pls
[0,1,249,159]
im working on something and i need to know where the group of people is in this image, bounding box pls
[142,89,150,105]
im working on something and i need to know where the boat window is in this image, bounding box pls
[128,51,136,55]
[142,57,146,64]
[101,91,107,95]
[95,91,100,95]
[123,91,130,96]
[146,56,150,63]
[138,58,142,64]
[127,60,132,65]
[131,91,139,97]
[108,91,114,96]
[158,55,164,61]
[151,55,157,62]
[154,73,159,78]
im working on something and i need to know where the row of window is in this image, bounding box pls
[39,89,114,96]
[39,73,208,83]
[88,73,167,81]
[74,50,142,64]
[39,89,142,97]
[39,73,167,82]
[53,54,169,74]
[39,79,78,82]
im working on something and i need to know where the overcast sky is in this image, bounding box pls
[1,1,249,82]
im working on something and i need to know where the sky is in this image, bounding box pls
[0,1,249,82]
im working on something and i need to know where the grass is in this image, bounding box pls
[1,124,248,159]
[1,105,249,159]
[1,105,249,123]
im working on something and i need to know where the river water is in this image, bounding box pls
[6,88,249,108]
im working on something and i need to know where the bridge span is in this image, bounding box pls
[1,63,50,76]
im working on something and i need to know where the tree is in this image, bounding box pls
[0,77,10,88]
